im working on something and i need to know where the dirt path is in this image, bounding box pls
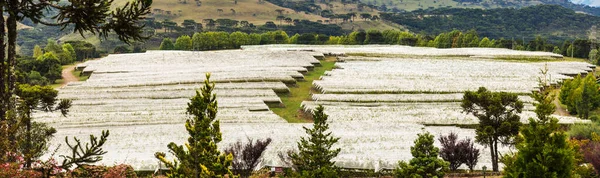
[553,98,570,116]
[60,65,78,88]
[550,89,570,116]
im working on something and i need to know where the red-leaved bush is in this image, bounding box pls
[0,153,42,178]
[582,142,600,174]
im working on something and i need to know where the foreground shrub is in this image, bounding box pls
[225,138,272,177]
[395,131,449,178]
[289,105,340,178]
[439,132,480,171]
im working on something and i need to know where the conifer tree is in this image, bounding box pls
[503,72,577,178]
[155,73,233,178]
[395,131,449,178]
[461,87,523,172]
[289,105,340,177]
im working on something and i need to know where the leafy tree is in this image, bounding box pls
[224,138,272,177]
[229,31,250,49]
[64,41,98,61]
[479,37,495,47]
[395,131,449,178]
[32,45,43,58]
[174,35,193,50]
[36,52,62,83]
[461,87,523,172]
[44,39,62,54]
[365,29,384,44]
[60,44,76,64]
[503,75,577,178]
[159,38,175,50]
[289,105,340,177]
[155,73,233,178]
[553,46,562,54]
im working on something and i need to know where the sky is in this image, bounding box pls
[570,0,600,7]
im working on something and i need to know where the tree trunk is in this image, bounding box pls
[489,142,495,172]
[0,6,6,121]
[493,140,499,172]
[7,4,17,100]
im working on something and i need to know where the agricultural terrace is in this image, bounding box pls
[36,46,594,171]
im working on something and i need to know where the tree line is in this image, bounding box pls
[160,29,599,59]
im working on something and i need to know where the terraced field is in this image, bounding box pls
[38,46,594,171]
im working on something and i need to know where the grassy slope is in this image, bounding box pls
[339,20,406,31]
[270,57,336,123]
[116,0,328,24]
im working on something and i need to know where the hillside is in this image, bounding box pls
[381,4,600,42]
[119,0,328,25]
[364,0,600,16]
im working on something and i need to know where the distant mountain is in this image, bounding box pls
[570,0,600,7]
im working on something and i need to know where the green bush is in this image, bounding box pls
[569,121,600,140]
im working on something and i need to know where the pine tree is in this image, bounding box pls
[395,131,449,178]
[461,87,523,172]
[155,73,233,178]
[0,0,151,155]
[289,105,340,177]
[503,74,577,178]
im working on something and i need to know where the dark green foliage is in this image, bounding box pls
[155,73,233,178]
[113,45,131,54]
[16,54,61,86]
[64,41,99,61]
[365,30,384,44]
[380,5,600,43]
[159,38,175,50]
[395,131,449,178]
[289,105,341,178]
[559,75,600,120]
[503,84,577,178]
[461,87,523,172]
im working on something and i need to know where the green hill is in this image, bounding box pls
[364,0,600,16]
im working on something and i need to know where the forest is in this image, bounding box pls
[381,5,600,42]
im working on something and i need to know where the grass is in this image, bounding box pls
[114,0,327,24]
[269,56,336,123]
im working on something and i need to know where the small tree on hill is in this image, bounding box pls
[155,73,233,178]
[461,87,523,172]
[289,105,340,177]
[395,131,449,178]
